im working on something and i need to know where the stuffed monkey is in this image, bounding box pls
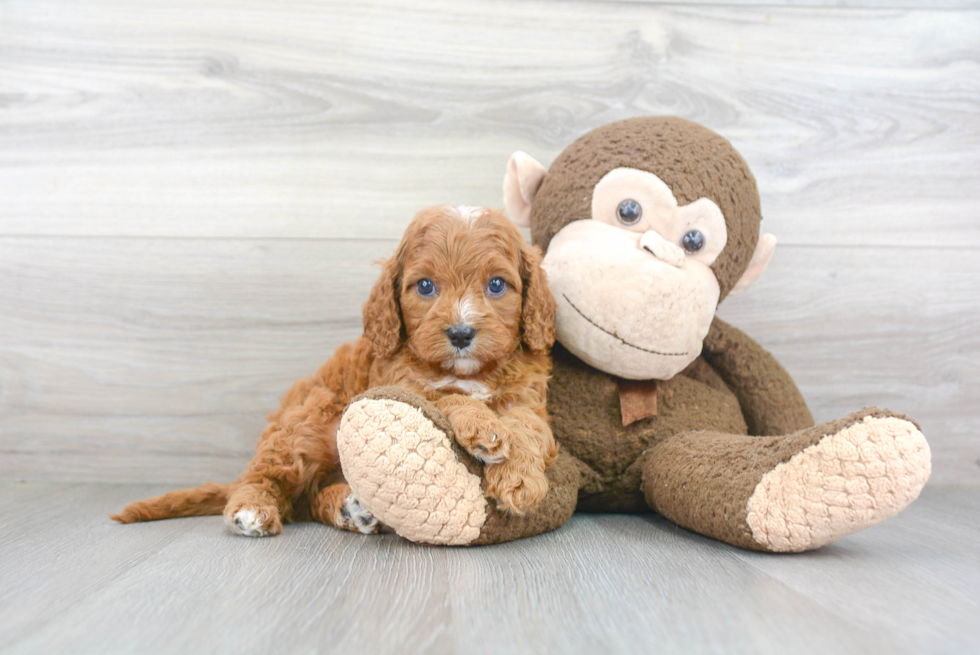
[336,117,931,551]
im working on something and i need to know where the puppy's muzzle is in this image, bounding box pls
[446,326,477,350]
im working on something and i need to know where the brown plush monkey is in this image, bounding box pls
[337,117,931,551]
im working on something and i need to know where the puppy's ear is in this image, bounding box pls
[363,253,404,359]
[520,244,557,354]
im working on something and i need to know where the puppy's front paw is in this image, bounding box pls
[338,494,380,534]
[454,419,511,465]
[224,504,282,537]
[485,463,549,516]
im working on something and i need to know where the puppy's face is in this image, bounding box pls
[363,206,556,375]
[401,207,526,375]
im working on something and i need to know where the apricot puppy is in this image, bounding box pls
[113,205,558,536]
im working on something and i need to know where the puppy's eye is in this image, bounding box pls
[486,277,507,297]
[682,230,705,253]
[616,199,642,225]
[416,279,436,297]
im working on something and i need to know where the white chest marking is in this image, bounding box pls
[425,375,493,401]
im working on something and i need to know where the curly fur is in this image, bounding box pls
[112,206,558,533]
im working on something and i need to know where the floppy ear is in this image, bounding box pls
[362,254,404,358]
[519,244,557,353]
[503,151,547,228]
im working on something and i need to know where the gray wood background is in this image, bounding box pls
[1,0,978,486]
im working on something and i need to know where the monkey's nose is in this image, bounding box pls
[640,230,685,268]
[446,326,477,350]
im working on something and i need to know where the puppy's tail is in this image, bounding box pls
[110,482,232,523]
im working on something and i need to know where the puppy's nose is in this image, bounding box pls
[446,326,477,349]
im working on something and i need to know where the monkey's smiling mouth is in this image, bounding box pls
[561,294,687,357]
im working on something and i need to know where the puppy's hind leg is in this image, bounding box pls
[310,483,380,534]
[223,474,292,538]
[224,398,343,537]
[223,452,307,538]
[310,483,380,535]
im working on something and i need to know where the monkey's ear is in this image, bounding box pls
[362,255,404,358]
[729,233,777,296]
[503,151,547,227]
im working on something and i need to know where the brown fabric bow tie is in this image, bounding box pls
[617,378,659,426]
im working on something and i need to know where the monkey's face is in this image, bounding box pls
[540,167,727,380]
[504,117,777,381]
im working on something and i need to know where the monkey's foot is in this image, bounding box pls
[337,387,581,546]
[337,387,488,545]
[642,408,931,553]
[745,410,931,552]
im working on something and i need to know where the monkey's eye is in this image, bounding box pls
[682,230,705,253]
[416,279,436,297]
[616,199,643,225]
[486,277,507,297]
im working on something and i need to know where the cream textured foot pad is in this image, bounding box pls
[337,397,487,545]
[746,416,931,552]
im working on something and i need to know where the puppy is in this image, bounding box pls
[112,205,558,536]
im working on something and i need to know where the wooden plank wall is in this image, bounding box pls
[1,0,978,485]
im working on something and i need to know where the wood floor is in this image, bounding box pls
[0,482,976,655]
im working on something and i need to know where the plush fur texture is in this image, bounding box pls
[530,116,761,300]
[336,117,930,550]
[337,386,581,545]
[640,408,930,552]
[112,205,558,535]
[338,389,489,545]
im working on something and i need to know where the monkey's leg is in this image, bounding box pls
[336,386,580,546]
[639,408,931,552]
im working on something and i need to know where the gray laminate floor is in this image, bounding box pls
[0,483,977,655]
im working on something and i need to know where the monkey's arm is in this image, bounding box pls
[700,317,814,436]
